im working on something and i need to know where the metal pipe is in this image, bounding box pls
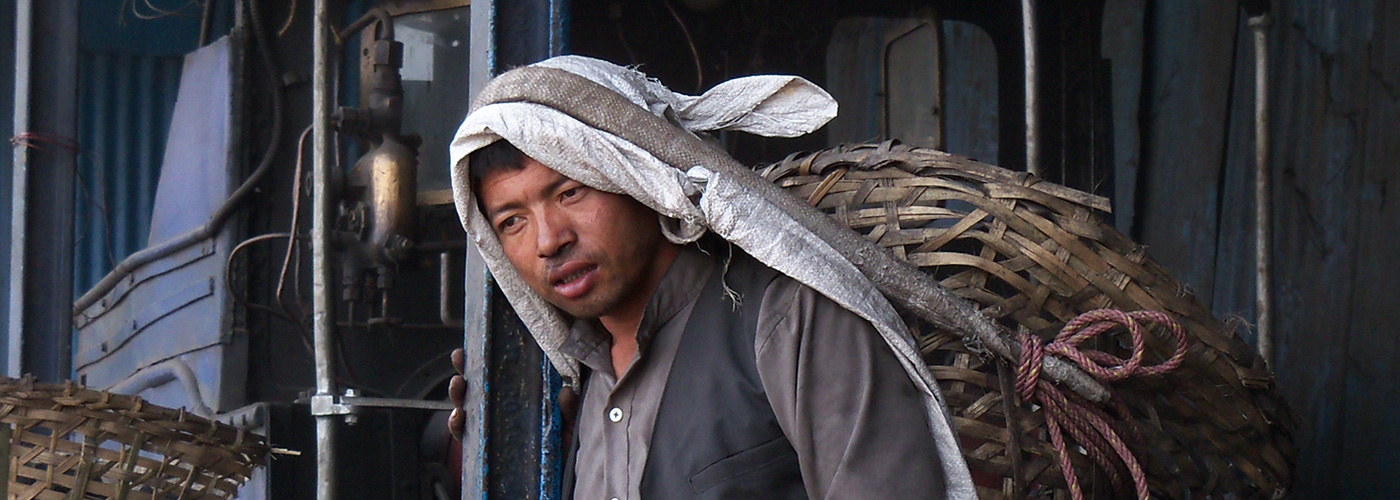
[440,252,464,329]
[312,0,340,498]
[1250,13,1273,366]
[7,0,35,378]
[199,0,216,47]
[461,2,496,497]
[337,7,394,42]
[73,0,286,317]
[107,358,215,417]
[1022,0,1040,176]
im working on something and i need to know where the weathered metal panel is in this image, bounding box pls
[1138,1,1400,498]
[942,19,999,165]
[825,16,943,150]
[0,0,17,372]
[73,38,240,416]
[9,0,79,381]
[1100,0,1143,232]
[826,17,898,145]
[1276,2,1400,497]
[1209,12,1260,337]
[1136,0,1239,304]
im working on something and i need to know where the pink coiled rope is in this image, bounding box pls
[1016,309,1190,500]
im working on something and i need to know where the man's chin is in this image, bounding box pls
[549,297,608,320]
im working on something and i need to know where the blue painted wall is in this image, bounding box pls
[1137,1,1400,497]
[71,0,206,297]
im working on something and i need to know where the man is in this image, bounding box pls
[447,56,974,499]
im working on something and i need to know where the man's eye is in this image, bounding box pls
[560,186,584,201]
[497,215,523,232]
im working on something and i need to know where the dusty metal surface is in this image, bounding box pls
[312,0,342,498]
[1270,2,1400,496]
[825,16,944,150]
[1136,1,1400,497]
[1101,0,1144,232]
[72,37,241,416]
[1137,0,1240,305]
[7,0,78,381]
[72,53,182,295]
[942,19,999,165]
[0,0,15,368]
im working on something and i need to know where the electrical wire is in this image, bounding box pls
[74,168,118,270]
[609,4,640,66]
[662,0,704,92]
[277,0,298,37]
[224,233,312,350]
[277,125,313,326]
[73,0,287,315]
[126,0,203,21]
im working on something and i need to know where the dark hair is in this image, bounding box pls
[468,139,527,185]
[468,140,527,214]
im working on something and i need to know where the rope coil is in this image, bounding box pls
[1016,309,1190,500]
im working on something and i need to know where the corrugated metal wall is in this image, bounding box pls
[72,52,183,294]
[70,0,203,299]
[1137,1,1400,497]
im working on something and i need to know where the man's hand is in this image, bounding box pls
[448,348,467,441]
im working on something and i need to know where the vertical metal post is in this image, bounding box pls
[312,0,340,498]
[1022,0,1040,177]
[6,0,33,379]
[1249,13,1272,365]
[462,2,496,496]
[8,0,78,381]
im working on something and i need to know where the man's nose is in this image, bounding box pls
[535,208,575,258]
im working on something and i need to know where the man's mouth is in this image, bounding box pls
[549,263,598,299]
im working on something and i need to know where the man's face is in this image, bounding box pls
[477,156,673,321]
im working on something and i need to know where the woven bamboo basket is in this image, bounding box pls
[761,142,1296,499]
[0,377,267,500]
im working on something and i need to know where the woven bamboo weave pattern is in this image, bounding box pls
[0,377,267,500]
[760,142,1296,499]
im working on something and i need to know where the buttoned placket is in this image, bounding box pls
[562,247,715,500]
[601,372,636,500]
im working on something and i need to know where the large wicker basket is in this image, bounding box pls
[0,377,267,500]
[761,142,1296,499]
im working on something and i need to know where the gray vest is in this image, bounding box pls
[564,249,807,499]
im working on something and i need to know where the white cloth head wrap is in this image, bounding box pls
[449,55,974,499]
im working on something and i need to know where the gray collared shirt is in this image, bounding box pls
[562,244,945,500]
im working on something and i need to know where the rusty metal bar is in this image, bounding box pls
[312,0,341,497]
[1022,0,1040,176]
[1249,12,1273,365]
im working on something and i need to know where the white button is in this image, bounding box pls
[610,497,620,500]
[608,407,623,422]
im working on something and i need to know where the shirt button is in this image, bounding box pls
[608,407,623,422]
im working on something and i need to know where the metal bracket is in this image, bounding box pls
[342,396,455,411]
[308,392,454,416]
[309,394,351,416]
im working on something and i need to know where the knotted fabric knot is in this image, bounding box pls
[1015,309,1189,500]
